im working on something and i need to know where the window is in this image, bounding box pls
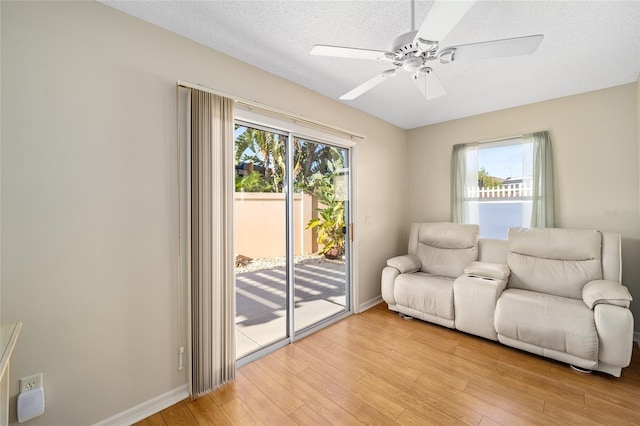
[452,132,554,239]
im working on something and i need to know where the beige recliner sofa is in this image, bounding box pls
[381,223,634,377]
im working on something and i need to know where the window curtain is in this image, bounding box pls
[526,131,555,228]
[451,142,478,223]
[190,89,235,398]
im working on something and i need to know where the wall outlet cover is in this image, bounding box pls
[19,373,43,393]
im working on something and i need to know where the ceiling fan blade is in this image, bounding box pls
[441,34,544,63]
[413,68,446,100]
[416,0,476,43]
[310,44,394,61]
[340,69,397,100]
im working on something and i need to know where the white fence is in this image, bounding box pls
[467,182,533,199]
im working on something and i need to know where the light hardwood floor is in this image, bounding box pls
[137,303,640,425]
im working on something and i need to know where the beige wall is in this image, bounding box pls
[0,2,408,425]
[407,83,640,331]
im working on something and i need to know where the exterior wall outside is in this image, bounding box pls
[235,192,319,258]
[407,83,640,333]
[0,2,409,425]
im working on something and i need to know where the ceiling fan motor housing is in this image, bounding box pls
[391,31,438,65]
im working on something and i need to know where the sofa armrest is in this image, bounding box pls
[582,280,633,310]
[454,274,508,341]
[594,303,634,369]
[463,261,510,280]
[386,254,421,274]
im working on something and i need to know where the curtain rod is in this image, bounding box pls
[177,80,365,140]
[477,134,523,145]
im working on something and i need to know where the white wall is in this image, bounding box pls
[0,2,408,424]
[407,83,640,331]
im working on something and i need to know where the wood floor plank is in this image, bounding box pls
[288,403,334,426]
[292,337,369,381]
[396,408,465,426]
[312,331,423,382]
[231,370,298,425]
[218,397,266,426]
[298,364,404,423]
[443,388,539,426]
[584,392,640,424]
[358,372,483,426]
[135,304,640,425]
[256,355,366,425]
[207,380,239,408]
[239,361,305,414]
[479,417,505,426]
[134,412,166,426]
[543,401,628,426]
[463,382,547,423]
[184,395,233,426]
[159,400,199,426]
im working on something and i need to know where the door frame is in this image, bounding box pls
[234,107,358,366]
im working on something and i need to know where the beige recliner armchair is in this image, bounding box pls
[494,227,634,377]
[381,222,479,328]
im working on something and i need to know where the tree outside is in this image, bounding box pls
[478,166,503,188]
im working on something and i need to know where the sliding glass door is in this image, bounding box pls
[292,138,350,334]
[234,123,289,358]
[234,122,351,361]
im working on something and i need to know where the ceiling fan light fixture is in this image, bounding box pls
[403,56,423,72]
[439,48,456,64]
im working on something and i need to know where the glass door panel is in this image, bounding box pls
[234,120,352,361]
[234,124,289,359]
[292,138,349,333]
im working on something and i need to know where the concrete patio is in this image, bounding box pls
[235,260,346,358]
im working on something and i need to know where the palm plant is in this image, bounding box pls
[235,126,286,193]
[305,157,347,258]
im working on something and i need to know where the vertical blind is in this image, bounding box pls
[190,89,236,397]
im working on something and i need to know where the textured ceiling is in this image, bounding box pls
[101,0,640,130]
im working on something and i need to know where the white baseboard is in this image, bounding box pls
[94,384,189,426]
[357,295,382,313]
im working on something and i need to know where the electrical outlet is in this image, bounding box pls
[178,346,184,371]
[19,373,43,393]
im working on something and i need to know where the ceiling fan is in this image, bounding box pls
[310,0,543,101]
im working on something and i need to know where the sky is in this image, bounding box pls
[478,143,526,179]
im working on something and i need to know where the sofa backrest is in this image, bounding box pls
[408,222,479,279]
[507,227,604,299]
[601,231,622,283]
[478,238,508,264]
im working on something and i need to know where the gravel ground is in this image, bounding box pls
[235,253,344,274]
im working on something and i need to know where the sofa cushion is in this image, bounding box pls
[394,273,455,320]
[507,227,602,299]
[415,223,479,278]
[495,289,598,362]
